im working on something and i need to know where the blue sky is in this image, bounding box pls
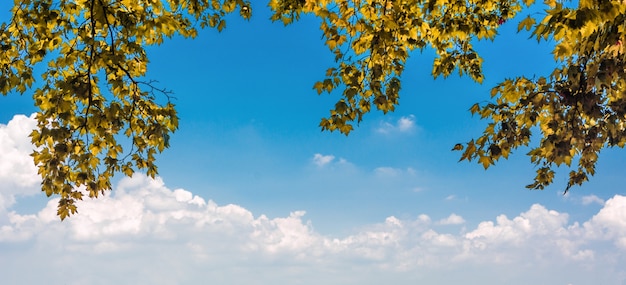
[1,3,626,285]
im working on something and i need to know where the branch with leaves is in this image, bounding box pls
[1,0,251,219]
[1,0,624,219]
[456,0,626,192]
[272,0,519,133]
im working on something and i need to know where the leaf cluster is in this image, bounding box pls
[269,0,522,133]
[456,0,626,192]
[1,0,250,219]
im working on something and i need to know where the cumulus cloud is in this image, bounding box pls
[376,115,417,134]
[312,153,335,167]
[458,202,626,267]
[437,213,465,225]
[0,174,625,284]
[0,114,40,212]
[583,195,626,250]
[1,114,626,285]
[465,204,569,240]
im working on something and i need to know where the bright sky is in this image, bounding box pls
[1,3,626,285]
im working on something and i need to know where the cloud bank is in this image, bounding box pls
[1,114,625,285]
[1,174,625,284]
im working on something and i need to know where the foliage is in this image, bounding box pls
[456,0,626,192]
[1,0,624,218]
[270,0,519,133]
[1,0,251,219]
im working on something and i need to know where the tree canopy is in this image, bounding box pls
[1,0,624,219]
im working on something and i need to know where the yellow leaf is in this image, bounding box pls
[479,156,492,169]
[452,143,464,151]
[517,16,535,32]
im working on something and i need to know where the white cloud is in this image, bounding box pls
[1,114,626,285]
[437,213,466,225]
[374,166,401,177]
[312,153,335,167]
[464,204,570,242]
[0,174,625,284]
[412,187,425,192]
[0,114,40,212]
[445,194,457,200]
[397,116,415,132]
[583,195,626,249]
[373,166,419,178]
[376,115,417,134]
[582,194,605,206]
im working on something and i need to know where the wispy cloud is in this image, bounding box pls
[312,153,335,167]
[445,194,457,201]
[412,187,426,192]
[373,166,402,177]
[373,166,419,178]
[375,115,417,135]
[582,194,605,206]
